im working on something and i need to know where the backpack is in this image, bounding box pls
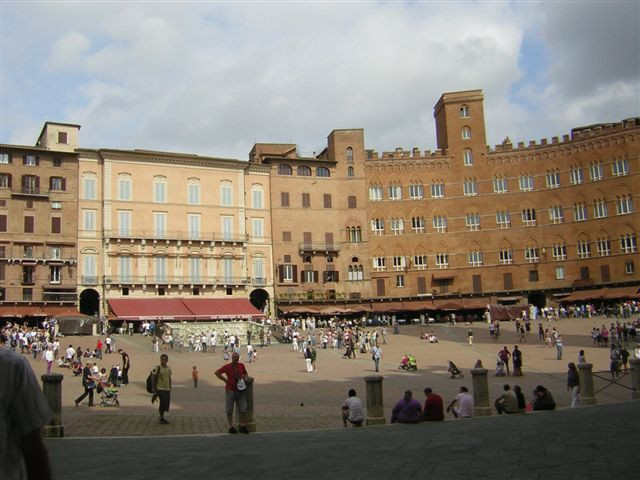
[146,366,159,393]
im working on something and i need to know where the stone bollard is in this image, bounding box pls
[41,373,64,437]
[630,358,640,400]
[470,367,491,416]
[236,376,256,432]
[364,375,385,425]
[577,362,597,405]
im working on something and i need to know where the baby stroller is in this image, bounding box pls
[447,361,464,379]
[99,384,120,407]
[495,359,506,377]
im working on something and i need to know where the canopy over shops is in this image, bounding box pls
[559,285,640,303]
[107,298,264,321]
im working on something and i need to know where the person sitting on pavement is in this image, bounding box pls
[422,387,444,421]
[446,386,474,418]
[399,354,409,369]
[391,390,423,424]
[494,384,519,414]
[532,385,556,411]
[341,389,364,427]
[513,385,526,413]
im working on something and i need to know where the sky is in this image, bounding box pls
[1,1,638,160]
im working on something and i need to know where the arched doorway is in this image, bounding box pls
[527,292,546,309]
[79,288,100,316]
[250,289,269,313]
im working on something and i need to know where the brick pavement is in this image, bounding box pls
[23,316,636,437]
[47,400,640,480]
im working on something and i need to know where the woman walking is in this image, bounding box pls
[567,362,579,408]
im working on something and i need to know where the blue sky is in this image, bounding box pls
[1,1,638,159]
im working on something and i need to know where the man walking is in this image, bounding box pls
[152,354,172,424]
[371,344,382,372]
[215,352,250,434]
[74,362,96,407]
[118,349,130,385]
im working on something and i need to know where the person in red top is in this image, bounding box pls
[215,352,250,434]
[422,387,444,421]
[96,339,103,360]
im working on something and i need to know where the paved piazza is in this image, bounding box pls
[23,316,635,437]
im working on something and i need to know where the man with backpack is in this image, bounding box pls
[151,354,172,424]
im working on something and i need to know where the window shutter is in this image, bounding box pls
[278,265,284,283]
[23,155,27,165]
[35,176,40,190]
[7,174,11,188]
[376,278,385,296]
[49,177,54,189]
[334,271,339,282]
[0,215,6,231]
[0,264,4,281]
[62,178,66,191]
[52,217,61,234]
[7,154,11,164]
[325,232,333,245]
[472,274,482,293]
[348,196,356,208]
[303,232,312,244]
[313,271,318,283]
[503,273,513,290]
[35,156,40,166]
[292,265,298,283]
[24,216,34,233]
[417,277,426,294]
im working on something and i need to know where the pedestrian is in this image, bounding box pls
[567,362,579,408]
[215,352,250,434]
[422,387,444,422]
[152,354,172,424]
[555,335,564,360]
[247,343,254,363]
[446,386,474,418]
[0,347,53,480]
[96,339,103,360]
[609,345,620,379]
[310,346,317,372]
[512,345,523,376]
[499,346,511,375]
[620,345,630,372]
[118,349,130,385]
[44,345,54,374]
[538,323,544,341]
[341,388,364,427]
[192,365,198,388]
[105,335,113,354]
[494,384,518,414]
[391,390,422,424]
[578,350,586,364]
[74,362,96,407]
[371,344,382,372]
[467,329,473,345]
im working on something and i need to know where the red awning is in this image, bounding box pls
[560,288,606,302]
[0,306,45,317]
[108,299,194,320]
[371,301,405,313]
[182,298,263,319]
[602,285,640,299]
[402,300,437,312]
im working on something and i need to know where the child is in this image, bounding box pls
[192,366,198,388]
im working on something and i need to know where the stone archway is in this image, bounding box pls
[79,288,100,316]
[250,288,269,313]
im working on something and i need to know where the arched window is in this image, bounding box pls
[316,166,330,177]
[278,164,292,175]
[347,166,354,177]
[297,165,311,176]
[463,149,473,166]
[346,147,354,162]
[462,127,471,140]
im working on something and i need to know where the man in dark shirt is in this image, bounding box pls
[533,385,556,411]
[118,349,130,385]
[422,387,444,421]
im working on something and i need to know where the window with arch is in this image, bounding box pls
[468,250,483,267]
[346,147,354,163]
[577,238,591,259]
[546,169,561,188]
[466,213,480,231]
[460,105,470,118]
[597,236,611,256]
[388,183,402,200]
[593,198,607,218]
[493,175,508,193]
[496,210,511,229]
[348,264,364,281]
[570,166,584,185]
[463,178,477,196]
[187,179,200,205]
[433,215,447,233]
[369,185,383,201]
[413,255,427,269]
[589,161,604,181]
[411,216,425,233]
[612,158,629,176]
[461,127,471,140]
[117,174,132,201]
[252,185,264,209]
[435,253,449,269]
[390,217,404,235]
[524,246,540,263]
[620,233,637,253]
[220,181,233,206]
[347,226,362,243]
[616,194,633,215]
[371,218,384,235]
[409,183,423,199]
[522,208,537,226]
[82,173,97,200]
[278,164,292,175]
[552,243,567,261]
[347,166,354,177]
[573,202,587,221]
[297,165,312,176]
[153,176,167,203]
[549,205,564,224]
[499,248,513,265]
[463,149,473,166]
[316,166,330,177]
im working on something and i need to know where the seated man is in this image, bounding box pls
[494,384,518,414]
[391,390,422,424]
[422,387,444,421]
[341,389,364,427]
[446,386,474,418]
[408,355,417,370]
[532,385,556,411]
[399,354,409,369]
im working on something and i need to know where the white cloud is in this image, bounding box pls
[1,2,638,158]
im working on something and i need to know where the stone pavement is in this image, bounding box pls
[47,400,640,480]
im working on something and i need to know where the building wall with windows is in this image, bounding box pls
[0,122,80,308]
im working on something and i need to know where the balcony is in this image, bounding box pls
[298,243,341,254]
[104,230,248,244]
[81,275,99,285]
[103,275,251,286]
[252,277,267,286]
[12,186,49,198]
[43,291,77,302]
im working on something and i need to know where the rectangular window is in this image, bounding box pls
[620,234,637,253]
[188,257,201,282]
[83,254,97,283]
[430,183,445,198]
[413,255,427,270]
[548,205,564,224]
[601,265,611,283]
[154,256,168,282]
[51,217,61,234]
[24,155,38,166]
[463,179,477,196]
[24,216,34,233]
[388,185,402,200]
[281,264,294,282]
[390,218,404,235]
[282,231,291,242]
[252,188,263,209]
[369,186,383,201]
[0,215,6,232]
[22,288,33,301]
[589,162,604,181]
[299,192,310,208]
[153,180,167,203]
[252,218,264,240]
[347,195,357,209]
[499,249,513,265]
[395,275,405,288]
[83,210,96,232]
[546,170,560,188]
[221,216,233,241]
[555,266,565,280]
[49,176,65,191]
[493,176,508,193]
[50,246,61,260]
[409,184,423,199]
[466,213,480,231]
[188,184,200,205]
[616,195,633,215]
[23,245,34,259]
[412,217,425,233]
[83,176,96,200]
[0,173,11,188]
[153,212,167,238]
[376,278,385,296]
[433,216,447,233]
[372,256,386,271]
[503,273,513,290]
[417,276,427,294]
[519,175,534,191]
[612,158,629,176]
[50,266,62,284]
[597,238,611,256]
[529,270,539,282]
[52,158,62,167]
[188,214,201,240]
[472,274,482,293]
[21,175,39,194]
[0,153,10,164]
[496,210,511,229]
[463,150,473,166]
[253,258,265,283]
[51,201,62,210]
[220,183,233,206]
[58,131,68,144]
[22,266,35,284]
[625,261,635,274]
[580,267,590,280]
[302,270,316,283]
[323,194,332,208]
[281,192,290,207]
[525,247,539,263]
[118,210,131,236]
[117,177,131,201]
[119,256,131,282]
[435,254,449,269]
[569,167,584,185]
